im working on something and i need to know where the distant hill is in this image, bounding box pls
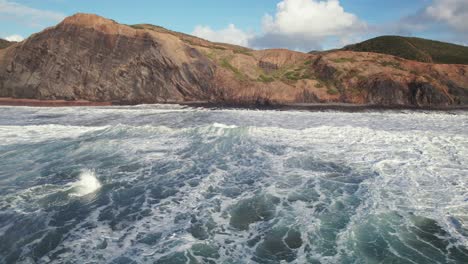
[0,39,14,49]
[343,36,468,65]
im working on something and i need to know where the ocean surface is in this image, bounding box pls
[0,105,467,264]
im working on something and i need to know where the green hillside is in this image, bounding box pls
[0,39,14,49]
[342,36,468,65]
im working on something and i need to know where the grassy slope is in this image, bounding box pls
[342,36,468,65]
[129,24,252,53]
[0,39,13,49]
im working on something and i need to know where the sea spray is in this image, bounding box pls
[70,169,102,197]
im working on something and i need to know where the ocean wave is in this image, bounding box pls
[0,108,467,263]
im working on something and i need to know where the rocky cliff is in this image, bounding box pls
[0,13,467,107]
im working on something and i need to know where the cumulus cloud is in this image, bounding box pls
[192,24,253,47]
[5,34,24,42]
[252,0,366,50]
[425,0,468,32]
[0,0,65,28]
[262,0,365,37]
[190,0,468,50]
[383,0,468,43]
[192,0,366,51]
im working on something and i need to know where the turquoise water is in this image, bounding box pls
[0,105,467,263]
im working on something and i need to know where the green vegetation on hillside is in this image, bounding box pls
[331,57,356,63]
[0,39,13,49]
[256,61,317,84]
[379,60,404,70]
[343,36,468,65]
[220,58,248,81]
[327,88,339,95]
[258,74,275,83]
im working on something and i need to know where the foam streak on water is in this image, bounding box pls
[0,105,467,264]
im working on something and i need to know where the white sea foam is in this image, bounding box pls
[0,125,106,145]
[212,123,238,129]
[70,170,102,197]
[1,106,467,263]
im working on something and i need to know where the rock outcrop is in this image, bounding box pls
[0,14,216,104]
[0,13,467,107]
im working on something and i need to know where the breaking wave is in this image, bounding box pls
[0,105,467,263]
[69,169,102,197]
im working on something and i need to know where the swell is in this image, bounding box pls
[0,120,467,263]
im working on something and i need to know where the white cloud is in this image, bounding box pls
[252,0,367,50]
[0,0,65,28]
[425,0,468,32]
[5,34,23,42]
[192,0,366,51]
[387,0,468,43]
[262,0,366,38]
[192,24,252,47]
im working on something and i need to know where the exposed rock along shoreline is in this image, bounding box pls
[0,13,467,108]
[1,97,467,112]
[0,97,111,107]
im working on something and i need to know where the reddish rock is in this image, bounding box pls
[0,13,467,107]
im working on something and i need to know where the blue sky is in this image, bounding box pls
[1,0,467,50]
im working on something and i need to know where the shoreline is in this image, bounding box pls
[0,97,112,107]
[0,97,467,111]
[179,102,468,112]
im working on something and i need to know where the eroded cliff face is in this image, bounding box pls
[0,14,216,103]
[0,13,467,107]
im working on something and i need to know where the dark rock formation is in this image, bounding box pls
[409,82,451,106]
[258,61,279,74]
[446,81,468,105]
[366,77,408,105]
